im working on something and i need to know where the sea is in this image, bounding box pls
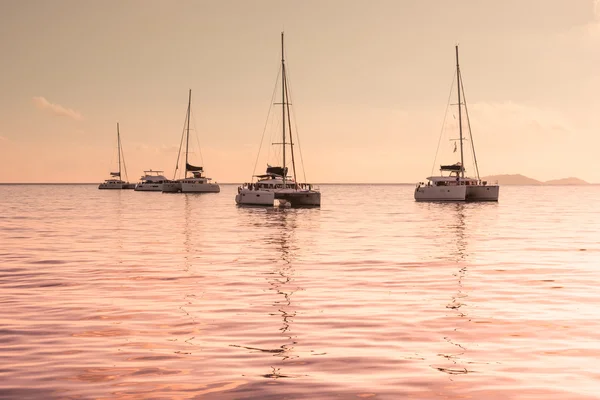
[1,184,599,399]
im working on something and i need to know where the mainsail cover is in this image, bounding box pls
[110,172,120,177]
[186,163,203,172]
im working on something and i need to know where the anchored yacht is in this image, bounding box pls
[162,90,220,194]
[134,170,168,192]
[415,46,499,202]
[99,123,135,190]
[236,33,320,207]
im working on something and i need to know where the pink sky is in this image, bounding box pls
[1,0,599,183]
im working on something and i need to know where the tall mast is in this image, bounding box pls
[456,45,464,179]
[117,122,121,180]
[281,32,287,187]
[185,89,192,178]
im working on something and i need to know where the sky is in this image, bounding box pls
[1,0,599,183]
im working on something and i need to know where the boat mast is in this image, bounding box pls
[185,89,192,179]
[281,32,287,188]
[117,122,121,180]
[456,45,465,179]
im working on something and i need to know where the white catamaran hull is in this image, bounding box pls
[274,190,321,206]
[98,182,124,190]
[466,185,499,201]
[236,189,275,206]
[181,182,220,193]
[414,185,467,201]
[162,181,182,193]
[135,183,163,191]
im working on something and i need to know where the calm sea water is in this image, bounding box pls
[1,184,600,399]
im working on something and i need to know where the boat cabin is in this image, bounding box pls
[239,165,314,192]
[418,163,486,187]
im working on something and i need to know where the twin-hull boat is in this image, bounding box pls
[162,172,220,193]
[98,123,135,190]
[414,166,498,202]
[99,179,127,190]
[236,33,320,207]
[235,175,320,207]
[414,46,499,202]
[162,90,220,194]
[135,170,168,192]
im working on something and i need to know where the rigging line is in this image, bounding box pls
[459,70,480,181]
[283,63,298,184]
[431,69,457,177]
[282,63,307,183]
[120,138,130,182]
[190,107,205,167]
[252,64,282,182]
[173,105,188,180]
[107,138,117,176]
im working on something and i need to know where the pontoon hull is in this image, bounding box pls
[235,189,275,206]
[414,185,467,201]
[181,183,220,193]
[275,190,321,207]
[162,182,182,193]
[98,183,123,190]
[135,183,163,191]
[466,185,499,201]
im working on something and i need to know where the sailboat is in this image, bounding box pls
[414,46,499,202]
[235,32,321,207]
[162,90,220,193]
[98,123,135,190]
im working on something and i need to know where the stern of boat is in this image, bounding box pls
[466,184,499,201]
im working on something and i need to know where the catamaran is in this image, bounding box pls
[98,123,135,190]
[236,32,320,207]
[134,170,168,191]
[162,90,220,194]
[415,46,499,202]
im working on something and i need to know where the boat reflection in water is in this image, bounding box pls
[236,33,320,207]
[433,203,470,376]
[230,207,317,381]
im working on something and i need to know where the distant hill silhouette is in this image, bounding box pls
[544,177,589,185]
[481,174,589,185]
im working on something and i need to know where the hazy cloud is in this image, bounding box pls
[32,96,83,120]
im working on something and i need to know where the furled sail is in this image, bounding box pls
[110,172,120,177]
[186,163,203,172]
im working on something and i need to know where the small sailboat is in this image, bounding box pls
[162,90,220,194]
[236,32,320,207]
[134,169,168,191]
[99,123,135,190]
[415,46,499,202]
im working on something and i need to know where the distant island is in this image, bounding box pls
[481,174,589,185]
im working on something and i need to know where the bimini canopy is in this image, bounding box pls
[266,166,287,177]
[440,164,464,172]
[186,163,203,172]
